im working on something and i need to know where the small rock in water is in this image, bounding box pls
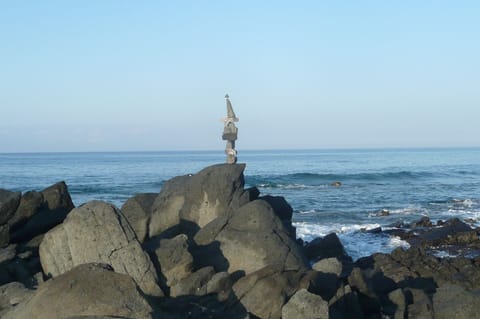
[331,181,342,187]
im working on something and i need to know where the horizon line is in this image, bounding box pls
[1,145,480,155]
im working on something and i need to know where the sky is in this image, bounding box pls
[1,1,479,152]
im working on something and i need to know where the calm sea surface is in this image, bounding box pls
[1,148,479,259]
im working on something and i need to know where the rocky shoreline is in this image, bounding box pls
[1,164,479,319]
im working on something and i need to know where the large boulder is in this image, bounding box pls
[120,193,157,243]
[231,265,301,319]
[304,233,351,262]
[0,190,21,226]
[0,190,21,247]
[194,199,308,275]
[39,201,162,297]
[151,234,194,288]
[2,263,153,319]
[149,164,257,238]
[433,284,480,319]
[0,224,9,248]
[8,191,44,229]
[10,182,74,243]
[0,282,34,317]
[281,288,329,319]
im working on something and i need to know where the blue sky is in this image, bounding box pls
[1,1,479,152]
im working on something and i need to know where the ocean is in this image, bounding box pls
[1,148,479,260]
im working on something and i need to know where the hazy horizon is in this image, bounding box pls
[1,1,479,153]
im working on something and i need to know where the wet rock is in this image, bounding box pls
[39,201,163,297]
[281,288,328,319]
[2,263,153,319]
[410,216,433,228]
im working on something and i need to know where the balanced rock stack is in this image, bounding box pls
[1,164,480,319]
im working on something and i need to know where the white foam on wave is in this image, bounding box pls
[430,250,458,258]
[294,221,410,260]
[339,232,410,260]
[368,206,427,218]
[298,209,317,215]
[390,206,427,215]
[444,208,480,227]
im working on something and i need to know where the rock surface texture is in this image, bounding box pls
[39,201,162,297]
[2,164,480,318]
[149,164,255,237]
[2,263,153,319]
[194,199,308,275]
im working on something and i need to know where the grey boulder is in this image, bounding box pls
[39,201,162,297]
[281,288,329,319]
[149,164,256,238]
[120,193,157,243]
[194,199,308,275]
[232,265,301,319]
[0,190,21,225]
[2,263,153,319]
[10,182,75,243]
[151,234,194,288]
[433,284,480,319]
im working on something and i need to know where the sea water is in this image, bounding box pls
[1,148,479,260]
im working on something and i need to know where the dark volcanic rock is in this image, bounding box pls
[194,199,308,275]
[8,191,44,230]
[150,233,194,289]
[120,193,157,243]
[410,216,433,228]
[149,164,256,238]
[39,200,163,297]
[232,265,301,319]
[170,266,215,297]
[259,195,296,238]
[0,190,21,247]
[0,224,9,248]
[281,288,329,319]
[2,263,153,319]
[433,283,480,319]
[0,190,21,226]
[10,182,74,243]
[0,282,34,316]
[304,233,351,263]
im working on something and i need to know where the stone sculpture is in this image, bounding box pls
[222,94,239,164]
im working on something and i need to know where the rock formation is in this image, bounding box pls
[222,94,239,164]
[1,165,480,318]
